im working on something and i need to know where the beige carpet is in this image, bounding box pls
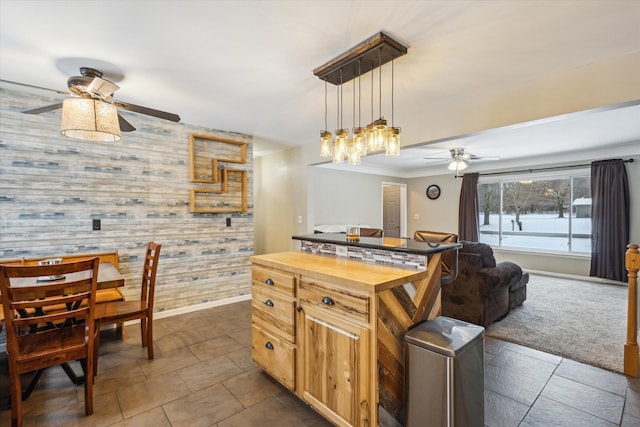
[486,273,631,373]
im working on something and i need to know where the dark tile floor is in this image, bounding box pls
[1,300,639,426]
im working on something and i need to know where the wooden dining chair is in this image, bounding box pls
[94,242,161,372]
[0,258,99,427]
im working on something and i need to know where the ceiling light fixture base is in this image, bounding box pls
[313,32,407,85]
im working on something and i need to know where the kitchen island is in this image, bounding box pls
[250,236,460,427]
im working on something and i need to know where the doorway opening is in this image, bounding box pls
[382,182,407,238]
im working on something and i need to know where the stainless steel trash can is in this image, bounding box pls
[404,316,484,427]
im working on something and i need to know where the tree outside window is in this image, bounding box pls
[478,172,591,253]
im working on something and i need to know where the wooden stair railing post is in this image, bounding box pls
[624,244,639,377]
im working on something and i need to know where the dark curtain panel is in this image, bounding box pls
[590,159,630,282]
[458,173,480,242]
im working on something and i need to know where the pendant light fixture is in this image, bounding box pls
[313,31,407,165]
[319,78,332,157]
[386,58,400,156]
[332,69,348,164]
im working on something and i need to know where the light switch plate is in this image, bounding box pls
[336,246,348,257]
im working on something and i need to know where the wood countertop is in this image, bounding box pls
[250,251,432,293]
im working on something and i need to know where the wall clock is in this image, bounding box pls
[426,184,441,200]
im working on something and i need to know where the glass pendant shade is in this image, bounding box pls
[332,141,344,164]
[335,129,348,154]
[352,127,366,155]
[320,131,332,157]
[365,123,376,151]
[347,148,361,165]
[372,118,387,149]
[332,129,349,163]
[60,98,121,142]
[386,127,400,156]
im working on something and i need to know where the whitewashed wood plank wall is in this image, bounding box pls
[0,88,253,312]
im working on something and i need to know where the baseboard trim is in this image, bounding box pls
[525,269,627,287]
[118,293,252,327]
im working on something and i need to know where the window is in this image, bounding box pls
[478,171,591,253]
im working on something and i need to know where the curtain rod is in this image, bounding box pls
[476,158,634,177]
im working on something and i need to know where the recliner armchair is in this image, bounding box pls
[441,241,528,327]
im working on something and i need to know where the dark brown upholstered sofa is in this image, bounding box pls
[413,230,459,285]
[441,241,528,327]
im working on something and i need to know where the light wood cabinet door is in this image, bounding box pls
[299,303,369,427]
[252,323,295,390]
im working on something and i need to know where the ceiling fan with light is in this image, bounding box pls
[0,67,180,142]
[424,147,500,176]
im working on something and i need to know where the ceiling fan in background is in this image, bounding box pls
[0,67,180,141]
[424,147,500,177]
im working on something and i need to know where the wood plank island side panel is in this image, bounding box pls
[376,255,442,426]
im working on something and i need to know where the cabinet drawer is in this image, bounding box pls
[252,286,295,342]
[298,278,369,324]
[252,324,295,391]
[252,265,295,295]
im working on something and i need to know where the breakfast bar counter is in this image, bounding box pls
[250,239,460,427]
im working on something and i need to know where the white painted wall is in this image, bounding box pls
[312,167,405,228]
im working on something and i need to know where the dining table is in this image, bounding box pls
[5,261,124,293]
[0,261,125,398]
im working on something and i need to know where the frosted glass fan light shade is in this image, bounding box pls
[448,159,468,171]
[61,98,121,142]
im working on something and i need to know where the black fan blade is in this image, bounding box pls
[0,79,71,96]
[112,101,180,122]
[23,103,63,114]
[118,114,136,132]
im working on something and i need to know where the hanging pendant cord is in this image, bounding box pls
[324,78,328,131]
[378,47,382,118]
[339,69,343,129]
[358,60,362,127]
[336,70,342,131]
[391,58,394,126]
[352,72,356,130]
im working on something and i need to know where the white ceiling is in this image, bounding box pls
[1,1,639,176]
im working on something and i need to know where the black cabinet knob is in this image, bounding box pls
[297,306,303,313]
[265,278,274,285]
[322,296,334,305]
[265,299,274,307]
[265,341,274,350]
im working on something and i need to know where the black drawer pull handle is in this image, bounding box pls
[265,278,274,285]
[322,296,334,305]
[265,341,274,350]
[265,299,274,307]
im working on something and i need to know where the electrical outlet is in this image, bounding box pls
[336,246,348,257]
[297,215,302,224]
[413,214,419,220]
[92,219,101,231]
[226,217,231,227]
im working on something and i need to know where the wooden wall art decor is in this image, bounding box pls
[189,133,248,213]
